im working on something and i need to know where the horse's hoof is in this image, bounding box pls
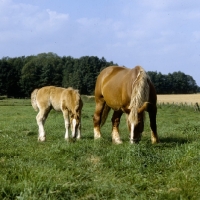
[151,137,159,144]
[130,139,140,144]
[94,135,101,140]
[151,140,159,144]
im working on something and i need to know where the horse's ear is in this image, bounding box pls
[138,102,151,113]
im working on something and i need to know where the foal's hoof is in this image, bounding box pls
[112,138,123,144]
[38,136,46,142]
[65,137,69,141]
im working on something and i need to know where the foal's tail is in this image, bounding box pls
[100,103,111,127]
[31,89,39,112]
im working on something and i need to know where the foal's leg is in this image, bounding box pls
[111,110,123,144]
[71,117,77,139]
[75,123,81,139]
[149,106,159,144]
[93,99,105,139]
[36,108,50,141]
[62,109,70,140]
[76,115,81,140]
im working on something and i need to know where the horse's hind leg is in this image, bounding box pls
[111,110,123,144]
[149,106,159,144]
[36,108,50,141]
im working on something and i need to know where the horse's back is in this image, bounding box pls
[95,66,138,108]
[98,66,129,81]
[95,65,156,110]
[96,66,142,90]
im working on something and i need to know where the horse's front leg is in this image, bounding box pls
[36,108,50,141]
[62,109,70,140]
[149,106,159,144]
[93,99,105,139]
[128,121,135,144]
[111,110,123,144]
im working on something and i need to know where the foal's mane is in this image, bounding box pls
[128,66,149,124]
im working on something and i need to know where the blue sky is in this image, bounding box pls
[1,0,200,85]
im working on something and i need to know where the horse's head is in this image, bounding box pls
[130,102,151,143]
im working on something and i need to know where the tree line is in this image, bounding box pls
[148,71,199,94]
[0,52,199,97]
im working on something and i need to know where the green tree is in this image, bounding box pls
[20,53,63,96]
[20,59,41,96]
[62,55,117,94]
[7,57,24,97]
[148,70,198,94]
[0,57,10,95]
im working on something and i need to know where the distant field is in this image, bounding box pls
[157,94,200,104]
[0,94,200,106]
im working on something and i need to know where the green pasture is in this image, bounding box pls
[0,98,200,199]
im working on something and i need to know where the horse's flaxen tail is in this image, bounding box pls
[100,103,111,127]
[31,89,39,112]
[128,66,150,124]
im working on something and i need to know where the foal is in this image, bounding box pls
[31,86,83,141]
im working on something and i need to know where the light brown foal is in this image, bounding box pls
[31,86,83,141]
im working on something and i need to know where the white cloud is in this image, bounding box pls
[0,0,69,43]
[46,9,69,27]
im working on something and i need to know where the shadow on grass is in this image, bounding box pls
[156,136,190,148]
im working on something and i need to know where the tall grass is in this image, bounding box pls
[0,98,200,199]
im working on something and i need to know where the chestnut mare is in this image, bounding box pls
[31,86,83,141]
[93,66,159,144]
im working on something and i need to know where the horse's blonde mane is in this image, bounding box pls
[128,66,149,124]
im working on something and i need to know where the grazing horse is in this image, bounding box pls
[93,65,159,144]
[31,86,83,141]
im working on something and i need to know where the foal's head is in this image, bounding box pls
[69,92,83,138]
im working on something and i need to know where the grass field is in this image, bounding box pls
[0,96,200,199]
